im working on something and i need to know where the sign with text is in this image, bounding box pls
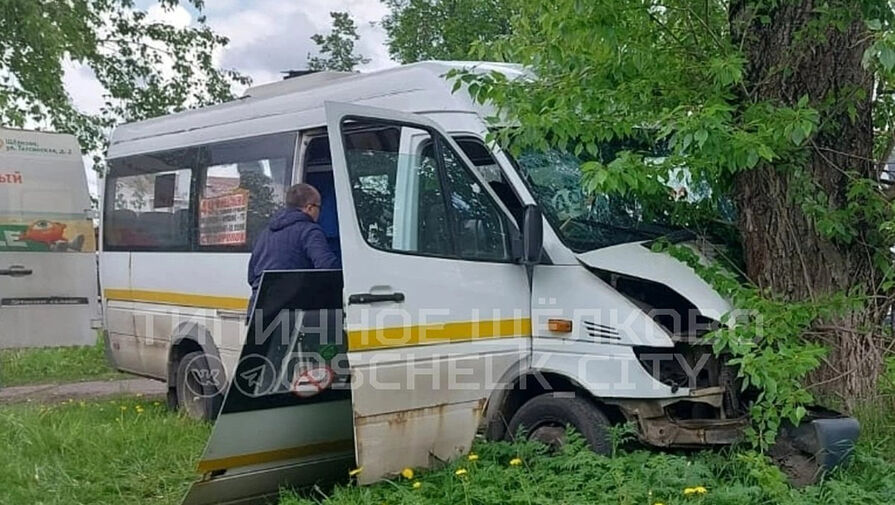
[199,191,248,246]
[1,297,89,306]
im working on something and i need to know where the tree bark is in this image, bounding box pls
[729,0,886,404]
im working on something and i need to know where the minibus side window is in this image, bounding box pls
[454,138,525,227]
[341,120,512,262]
[343,123,453,256]
[104,150,195,250]
[196,133,296,251]
[440,146,511,261]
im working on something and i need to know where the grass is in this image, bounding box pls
[0,337,125,387]
[0,402,890,505]
[0,371,891,505]
[0,396,210,505]
[280,409,895,505]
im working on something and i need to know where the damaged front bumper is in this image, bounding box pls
[608,387,748,447]
[607,389,860,482]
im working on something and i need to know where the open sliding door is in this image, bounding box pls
[182,270,354,505]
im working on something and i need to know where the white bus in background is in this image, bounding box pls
[0,128,99,349]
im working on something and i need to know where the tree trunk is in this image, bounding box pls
[729,0,886,405]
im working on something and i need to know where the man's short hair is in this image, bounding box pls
[285,183,321,209]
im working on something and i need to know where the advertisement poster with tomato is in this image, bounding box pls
[0,215,96,252]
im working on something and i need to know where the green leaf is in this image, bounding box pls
[746,149,760,168]
[694,129,708,147]
[879,46,895,71]
[790,125,807,145]
[757,144,775,161]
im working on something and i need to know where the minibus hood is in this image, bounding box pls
[576,242,732,321]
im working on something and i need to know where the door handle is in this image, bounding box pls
[0,265,33,277]
[347,292,405,305]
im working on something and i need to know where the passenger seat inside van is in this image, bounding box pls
[306,170,341,261]
[304,135,342,262]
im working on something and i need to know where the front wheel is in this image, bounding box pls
[506,393,612,454]
[174,351,223,421]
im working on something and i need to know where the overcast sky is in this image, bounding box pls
[68,0,397,196]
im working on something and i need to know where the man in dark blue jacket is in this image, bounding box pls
[246,183,340,317]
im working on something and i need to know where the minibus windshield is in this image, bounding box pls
[511,149,677,252]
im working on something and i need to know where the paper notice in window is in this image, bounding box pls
[199,191,248,246]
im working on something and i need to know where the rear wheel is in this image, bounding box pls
[175,351,223,421]
[507,393,611,454]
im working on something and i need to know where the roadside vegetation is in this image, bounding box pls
[0,386,891,505]
[281,412,895,505]
[0,396,208,505]
[280,357,895,505]
[0,338,124,387]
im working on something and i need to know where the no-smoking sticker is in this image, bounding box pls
[291,366,335,398]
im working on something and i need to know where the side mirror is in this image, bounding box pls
[522,204,543,266]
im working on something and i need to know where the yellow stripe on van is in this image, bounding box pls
[347,317,531,351]
[105,288,529,350]
[103,289,248,311]
[196,439,355,473]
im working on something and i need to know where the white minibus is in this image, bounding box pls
[1,128,98,349]
[100,62,857,504]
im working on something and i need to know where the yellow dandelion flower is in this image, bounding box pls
[412,481,422,490]
[153,401,161,406]
[467,453,479,461]
[120,405,127,411]
[455,468,468,476]
[654,502,666,505]
[136,407,145,414]
[348,467,363,477]
[79,401,86,408]
[401,467,414,480]
[683,486,708,496]
[509,457,523,466]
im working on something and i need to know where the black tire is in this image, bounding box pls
[175,351,223,421]
[506,393,611,455]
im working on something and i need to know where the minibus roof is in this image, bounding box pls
[108,61,524,159]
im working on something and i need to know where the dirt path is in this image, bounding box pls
[0,378,166,404]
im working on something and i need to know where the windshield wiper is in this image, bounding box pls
[641,229,696,248]
[562,216,659,241]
